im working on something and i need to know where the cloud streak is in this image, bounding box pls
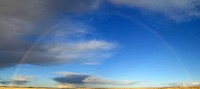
[53,72,138,87]
[0,75,35,85]
[109,0,200,21]
[169,81,200,87]
[23,20,116,65]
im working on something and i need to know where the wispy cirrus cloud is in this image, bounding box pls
[109,0,200,21]
[83,76,137,85]
[53,71,138,87]
[169,81,200,87]
[46,40,116,65]
[24,20,116,65]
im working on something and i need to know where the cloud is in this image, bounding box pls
[0,75,35,85]
[12,75,36,85]
[55,72,81,76]
[109,0,200,20]
[0,0,101,21]
[0,79,10,85]
[49,0,101,13]
[54,75,89,84]
[0,0,115,68]
[23,21,116,65]
[45,40,116,64]
[83,77,137,85]
[0,20,116,68]
[169,81,200,87]
[53,72,138,87]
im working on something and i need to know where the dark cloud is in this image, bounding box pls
[0,21,115,68]
[0,80,10,85]
[54,75,89,84]
[0,0,117,68]
[0,0,100,21]
[49,0,100,13]
[12,80,29,85]
[0,75,35,85]
[53,72,138,87]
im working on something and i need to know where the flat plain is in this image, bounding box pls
[1,86,200,89]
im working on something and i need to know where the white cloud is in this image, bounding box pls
[9,19,117,66]
[11,75,36,85]
[169,81,200,86]
[46,40,115,64]
[54,72,84,76]
[35,20,117,65]
[12,75,35,81]
[83,76,137,85]
[73,40,115,51]
[110,0,200,21]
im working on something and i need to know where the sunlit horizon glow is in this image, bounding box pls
[0,0,200,88]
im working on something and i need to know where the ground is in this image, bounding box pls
[0,86,200,89]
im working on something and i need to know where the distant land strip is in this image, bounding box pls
[1,86,200,89]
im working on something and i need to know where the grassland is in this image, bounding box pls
[0,86,200,89]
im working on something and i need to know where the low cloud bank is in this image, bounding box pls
[53,72,139,87]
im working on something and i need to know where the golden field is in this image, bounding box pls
[0,86,200,89]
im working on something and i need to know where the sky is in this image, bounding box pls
[0,0,200,88]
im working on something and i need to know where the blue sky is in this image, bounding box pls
[0,0,200,88]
